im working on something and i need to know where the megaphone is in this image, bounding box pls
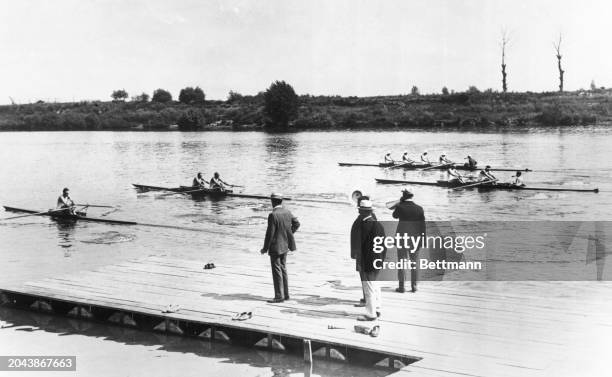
[351,190,363,204]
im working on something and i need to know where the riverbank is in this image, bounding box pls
[1,90,611,131]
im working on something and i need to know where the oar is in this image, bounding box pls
[386,161,414,170]
[75,203,115,208]
[2,207,74,220]
[452,179,498,191]
[422,162,454,171]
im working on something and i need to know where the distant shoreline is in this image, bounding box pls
[1,90,611,132]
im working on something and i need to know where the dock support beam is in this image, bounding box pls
[303,339,312,363]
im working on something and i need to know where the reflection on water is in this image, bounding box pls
[0,307,391,377]
[55,220,76,253]
[265,135,298,177]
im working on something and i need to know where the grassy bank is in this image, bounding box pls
[1,90,611,131]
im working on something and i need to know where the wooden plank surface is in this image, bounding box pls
[3,255,612,377]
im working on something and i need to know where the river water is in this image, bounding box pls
[1,129,611,376]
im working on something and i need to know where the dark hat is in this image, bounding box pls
[270,193,283,199]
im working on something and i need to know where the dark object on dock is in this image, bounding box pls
[374,179,599,193]
[340,162,531,172]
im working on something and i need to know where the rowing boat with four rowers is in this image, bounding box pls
[339,161,531,172]
[374,175,599,193]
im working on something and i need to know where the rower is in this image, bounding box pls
[193,172,208,188]
[439,152,452,165]
[510,171,526,187]
[464,155,478,169]
[447,167,465,184]
[479,165,497,183]
[210,172,230,191]
[420,151,431,164]
[384,152,394,163]
[402,152,415,163]
[56,187,76,214]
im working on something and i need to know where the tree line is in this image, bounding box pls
[110,81,298,129]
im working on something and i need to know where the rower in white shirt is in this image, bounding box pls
[401,152,415,164]
[479,166,497,182]
[420,151,431,164]
[439,152,452,165]
[56,187,76,214]
[384,152,394,163]
[509,171,526,187]
[447,167,466,184]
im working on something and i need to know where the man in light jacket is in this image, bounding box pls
[261,193,300,303]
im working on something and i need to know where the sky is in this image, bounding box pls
[1,0,611,103]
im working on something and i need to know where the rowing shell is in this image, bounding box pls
[374,179,599,193]
[3,206,138,225]
[132,184,292,201]
[340,162,531,172]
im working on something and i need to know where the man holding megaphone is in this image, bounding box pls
[391,189,426,293]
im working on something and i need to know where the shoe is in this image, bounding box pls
[369,325,380,337]
[353,302,366,307]
[359,298,366,304]
[238,311,252,321]
[376,311,381,318]
[284,296,290,301]
[411,287,417,293]
[395,287,405,293]
[357,315,377,321]
[267,298,284,303]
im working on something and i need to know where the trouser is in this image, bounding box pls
[270,253,289,299]
[359,271,366,300]
[361,278,381,318]
[398,248,418,291]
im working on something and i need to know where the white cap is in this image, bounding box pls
[358,200,373,209]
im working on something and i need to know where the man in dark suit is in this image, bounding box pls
[351,199,387,321]
[392,189,426,293]
[261,193,300,303]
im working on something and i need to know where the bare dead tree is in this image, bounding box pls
[554,34,564,92]
[500,30,509,93]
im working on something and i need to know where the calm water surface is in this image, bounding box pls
[1,129,611,376]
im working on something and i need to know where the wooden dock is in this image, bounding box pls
[1,255,611,377]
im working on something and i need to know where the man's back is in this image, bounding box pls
[392,200,426,238]
[263,207,300,255]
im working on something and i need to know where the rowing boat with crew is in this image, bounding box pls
[2,206,138,225]
[339,161,531,172]
[374,178,599,193]
[132,184,292,200]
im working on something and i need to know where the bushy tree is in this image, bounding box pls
[177,109,203,130]
[111,89,128,102]
[132,92,150,102]
[178,86,205,105]
[442,87,449,95]
[152,89,173,103]
[411,86,420,96]
[227,90,243,103]
[467,86,480,94]
[263,80,299,128]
